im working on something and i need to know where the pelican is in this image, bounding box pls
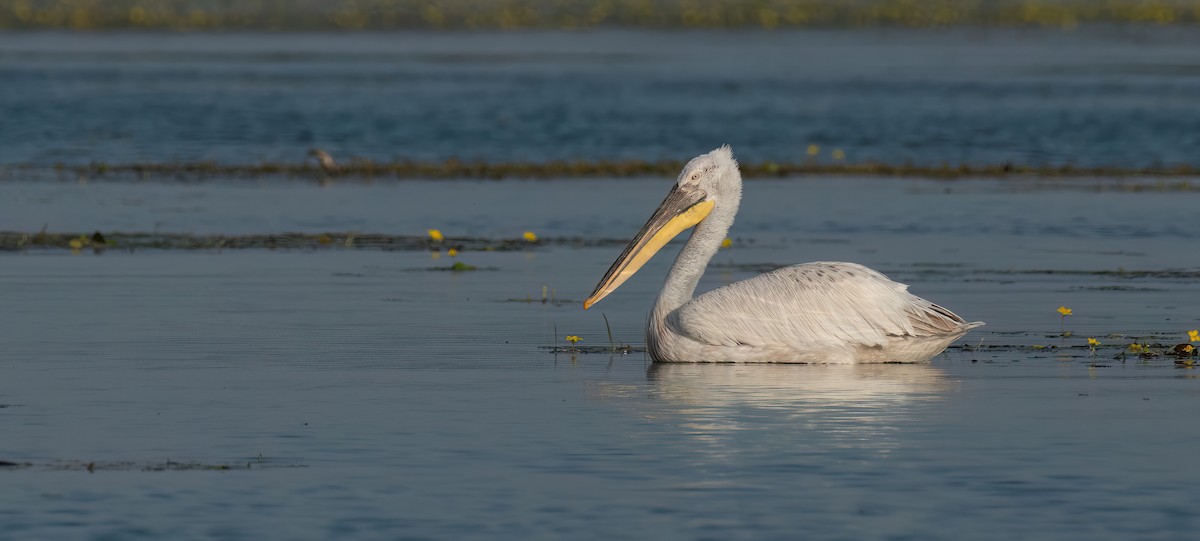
[584,146,983,363]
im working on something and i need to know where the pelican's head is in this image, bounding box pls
[584,145,741,309]
[673,144,742,202]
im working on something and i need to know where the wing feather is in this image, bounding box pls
[670,262,971,351]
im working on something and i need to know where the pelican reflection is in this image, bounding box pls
[645,363,952,452]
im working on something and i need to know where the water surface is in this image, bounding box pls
[3,28,1200,167]
[4,25,1200,541]
[2,177,1198,540]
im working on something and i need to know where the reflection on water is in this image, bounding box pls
[645,363,952,453]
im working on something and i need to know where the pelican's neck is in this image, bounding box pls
[653,195,739,317]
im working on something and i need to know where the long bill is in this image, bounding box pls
[583,185,713,309]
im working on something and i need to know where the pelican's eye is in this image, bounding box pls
[689,172,701,181]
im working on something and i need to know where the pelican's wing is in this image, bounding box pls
[671,262,975,350]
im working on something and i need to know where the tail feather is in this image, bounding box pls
[908,301,983,336]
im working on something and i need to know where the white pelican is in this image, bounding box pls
[584,146,983,363]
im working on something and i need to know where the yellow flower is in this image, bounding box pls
[523,231,538,242]
[447,248,458,257]
[1087,337,1100,347]
[832,148,846,160]
[68,238,84,250]
[1189,330,1199,343]
[565,335,582,344]
[1057,306,1072,316]
[806,144,820,156]
[1128,343,1144,353]
[427,229,444,242]
[720,238,733,249]
[1184,344,1195,354]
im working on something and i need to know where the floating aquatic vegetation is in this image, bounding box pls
[1173,343,1198,366]
[1072,285,1167,292]
[542,330,1198,361]
[413,261,495,272]
[956,339,1200,367]
[545,344,641,355]
[0,230,633,252]
[0,458,303,471]
[11,159,1200,183]
[5,1,1200,30]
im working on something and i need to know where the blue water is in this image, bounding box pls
[1,246,1197,540]
[3,28,1200,167]
[3,27,1200,541]
[3,176,1200,539]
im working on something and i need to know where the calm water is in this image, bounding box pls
[3,28,1200,166]
[3,26,1200,541]
[3,177,1200,540]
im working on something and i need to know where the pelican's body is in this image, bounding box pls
[585,146,982,364]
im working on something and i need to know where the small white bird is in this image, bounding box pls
[307,148,337,174]
[584,146,982,363]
